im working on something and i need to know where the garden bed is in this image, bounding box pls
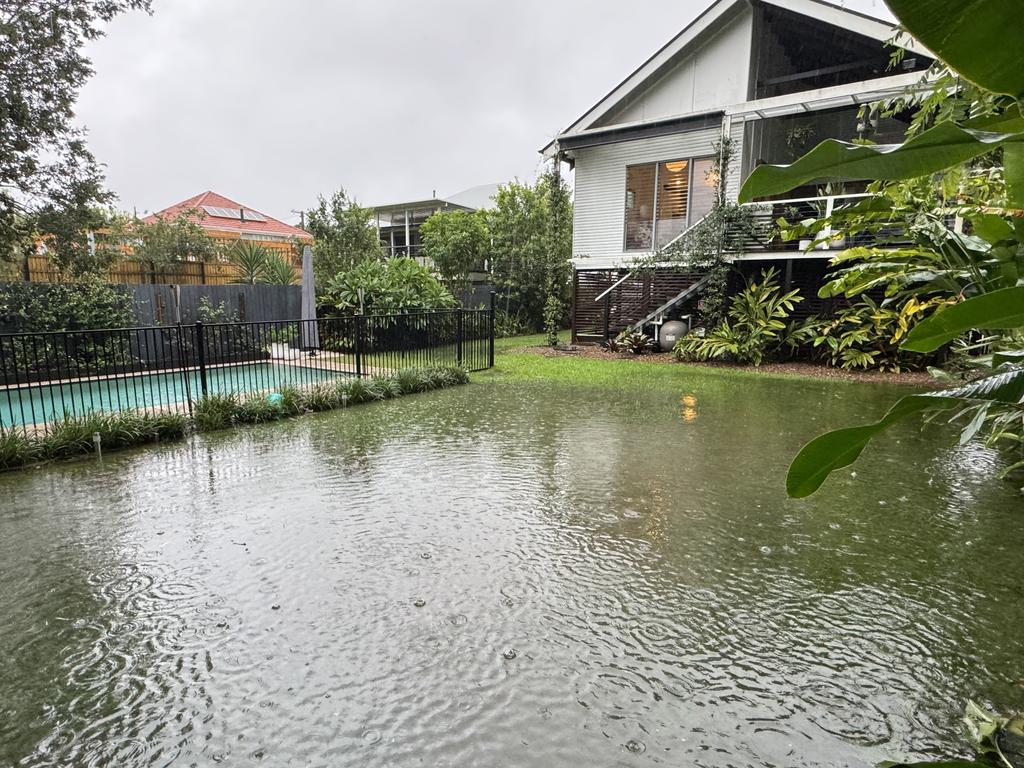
[517,343,942,386]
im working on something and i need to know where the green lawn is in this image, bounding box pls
[479,333,908,390]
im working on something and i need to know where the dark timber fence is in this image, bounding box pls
[0,301,494,436]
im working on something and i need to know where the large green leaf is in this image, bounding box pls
[786,394,957,498]
[787,364,1024,497]
[940,364,1024,403]
[887,0,1024,99]
[902,286,1024,352]
[739,122,1024,202]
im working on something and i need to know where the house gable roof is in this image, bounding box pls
[143,191,312,240]
[545,0,925,151]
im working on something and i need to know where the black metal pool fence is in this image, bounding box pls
[0,304,494,434]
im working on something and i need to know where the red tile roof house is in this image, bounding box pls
[143,191,312,256]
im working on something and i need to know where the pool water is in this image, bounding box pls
[0,374,1021,767]
[0,362,347,426]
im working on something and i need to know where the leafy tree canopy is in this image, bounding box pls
[420,209,489,292]
[488,173,571,331]
[304,188,384,287]
[132,209,222,265]
[1,0,152,261]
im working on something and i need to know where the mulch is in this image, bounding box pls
[516,343,941,386]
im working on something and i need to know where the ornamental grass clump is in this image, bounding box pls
[193,394,238,432]
[0,366,471,472]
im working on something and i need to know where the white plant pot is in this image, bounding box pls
[799,239,814,251]
[269,342,291,360]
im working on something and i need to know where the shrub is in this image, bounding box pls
[41,411,188,460]
[615,330,656,355]
[674,268,802,366]
[494,308,529,338]
[304,383,343,412]
[321,257,457,316]
[0,429,42,470]
[0,366,472,472]
[800,295,947,372]
[275,386,306,416]
[0,278,134,333]
[234,396,284,424]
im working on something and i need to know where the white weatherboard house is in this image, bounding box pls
[542,0,932,344]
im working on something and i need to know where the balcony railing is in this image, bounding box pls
[726,193,916,255]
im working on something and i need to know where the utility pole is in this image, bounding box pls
[291,209,306,229]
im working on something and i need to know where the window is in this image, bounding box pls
[624,165,656,250]
[624,156,716,251]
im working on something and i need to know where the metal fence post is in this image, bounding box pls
[195,321,208,398]
[456,308,464,367]
[176,323,194,416]
[354,315,364,377]
[488,291,496,369]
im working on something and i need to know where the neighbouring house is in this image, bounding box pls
[542,0,933,344]
[144,190,312,255]
[370,184,499,263]
[23,190,313,286]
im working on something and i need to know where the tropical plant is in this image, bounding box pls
[738,0,1024,503]
[260,251,299,285]
[321,257,456,315]
[802,295,952,372]
[615,330,656,355]
[675,268,802,366]
[229,242,271,285]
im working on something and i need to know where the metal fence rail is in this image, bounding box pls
[0,302,494,435]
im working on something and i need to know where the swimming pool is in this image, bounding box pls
[0,361,349,427]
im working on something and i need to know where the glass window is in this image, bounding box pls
[689,157,717,226]
[624,164,656,251]
[655,160,689,248]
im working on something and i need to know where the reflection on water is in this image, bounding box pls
[0,374,1022,767]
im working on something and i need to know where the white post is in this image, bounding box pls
[404,209,411,257]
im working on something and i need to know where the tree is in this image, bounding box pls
[1,0,152,262]
[488,175,572,332]
[32,205,131,277]
[132,209,222,265]
[304,188,384,287]
[419,209,489,296]
[542,164,572,346]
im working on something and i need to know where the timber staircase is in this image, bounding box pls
[572,268,707,344]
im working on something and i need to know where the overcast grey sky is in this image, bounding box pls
[75,0,895,226]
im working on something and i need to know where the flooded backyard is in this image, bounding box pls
[1,373,1022,767]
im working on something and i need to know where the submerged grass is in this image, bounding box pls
[0,366,471,470]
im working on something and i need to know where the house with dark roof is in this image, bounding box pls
[144,191,312,254]
[542,0,933,344]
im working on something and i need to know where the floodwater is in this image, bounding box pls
[1,373,1021,767]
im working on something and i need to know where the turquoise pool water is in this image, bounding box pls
[0,362,348,427]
